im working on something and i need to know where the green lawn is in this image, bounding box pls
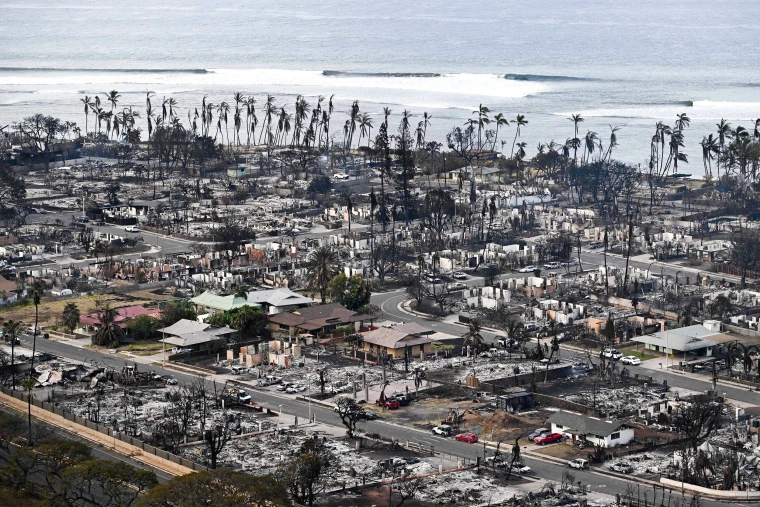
[120,340,164,356]
[620,347,657,361]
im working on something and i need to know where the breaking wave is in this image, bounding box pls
[323,70,441,78]
[0,67,210,74]
[503,73,596,82]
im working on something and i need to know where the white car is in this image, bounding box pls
[125,225,140,232]
[432,425,453,436]
[568,458,589,470]
[452,272,468,280]
[602,349,623,361]
[544,262,561,269]
[333,173,349,180]
[512,463,533,474]
[518,265,537,273]
[620,355,641,365]
[447,282,467,291]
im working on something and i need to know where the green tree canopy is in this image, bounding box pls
[328,274,371,311]
[161,300,197,326]
[126,314,162,340]
[207,305,267,338]
[61,302,80,333]
[138,469,290,507]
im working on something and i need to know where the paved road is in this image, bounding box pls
[15,333,745,506]
[370,285,760,407]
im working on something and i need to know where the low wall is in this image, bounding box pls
[0,387,205,476]
[724,323,760,339]
[660,477,760,500]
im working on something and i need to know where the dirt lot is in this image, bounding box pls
[0,293,157,328]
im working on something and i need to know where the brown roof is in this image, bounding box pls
[362,322,435,350]
[269,303,370,330]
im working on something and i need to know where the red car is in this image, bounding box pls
[455,432,479,443]
[534,433,563,445]
[376,398,401,409]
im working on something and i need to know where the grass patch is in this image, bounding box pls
[620,347,657,361]
[121,340,164,356]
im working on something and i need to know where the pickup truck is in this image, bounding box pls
[222,388,252,405]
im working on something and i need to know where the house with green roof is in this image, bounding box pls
[190,291,259,315]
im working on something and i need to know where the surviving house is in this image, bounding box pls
[79,305,163,331]
[632,323,721,357]
[190,291,253,315]
[547,410,634,448]
[267,303,372,338]
[359,322,437,359]
[158,319,236,353]
[245,288,315,315]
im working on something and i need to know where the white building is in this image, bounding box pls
[547,411,634,448]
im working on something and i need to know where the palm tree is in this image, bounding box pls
[583,131,598,165]
[358,113,373,148]
[3,320,21,390]
[511,114,528,158]
[106,90,121,113]
[492,113,509,151]
[472,104,490,150]
[92,304,122,346]
[347,100,360,150]
[568,114,584,165]
[61,302,80,333]
[700,134,718,179]
[80,95,92,137]
[305,247,338,303]
[716,119,732,178]
[27,278,44,444]
[675,112,691,132]
[462,319,485,356]
[603,125,620,161]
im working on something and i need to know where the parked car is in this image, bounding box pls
[333,173,349,180]
[455,432,479,443]
[390,393,411,406]
[602,349,623,361]
[611,462,634,474]
[534,433,563,445]
[125,225,140,232]
[518,265,537,273]
[568,458,589,470]
[362,410,379,420]
[620,355,641,365]
[77,216,89,223]
[25,326,40,335]
[528,428,550,441]
[512,463,533,474]
[485,456,508,468]
[447,282,467,291]
[376,398,401,409]
[453,272,468,280]
[544,262,561,269]
[432,425,453,437]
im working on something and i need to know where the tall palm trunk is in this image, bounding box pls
[28,295,39,444]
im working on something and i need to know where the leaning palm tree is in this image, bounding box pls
[492,113,509,151]
[3,319,21,390]
[462,319,485,356]
[305,247,338,304]
[511,114,528,158]
[472,104,490,151]
[92,304,122,347]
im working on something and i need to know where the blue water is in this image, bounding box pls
[2,0,760,172]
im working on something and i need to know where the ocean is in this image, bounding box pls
[2,0,760,174]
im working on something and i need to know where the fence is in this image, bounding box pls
[0,386,208,473]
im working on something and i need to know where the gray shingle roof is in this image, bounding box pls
[546,411,627,437]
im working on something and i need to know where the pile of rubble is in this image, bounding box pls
[563,385,670,418]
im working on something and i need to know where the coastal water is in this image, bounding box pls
[2,0,760,173]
